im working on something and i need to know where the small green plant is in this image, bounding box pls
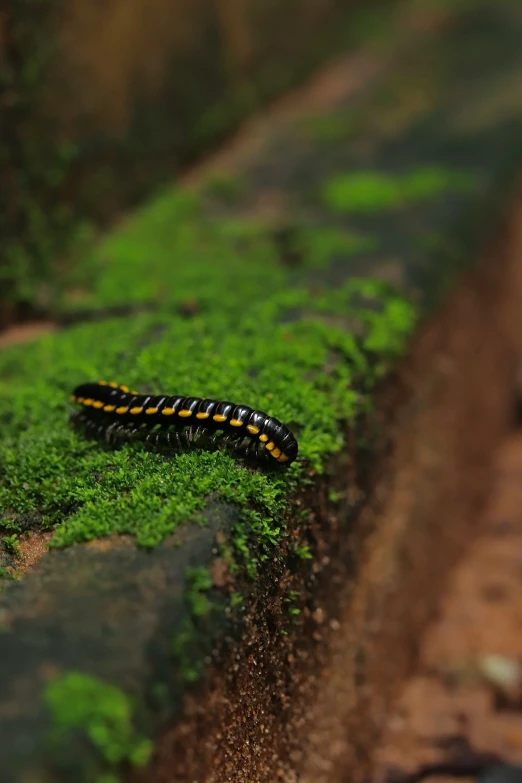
[295,542,313,560]
[44,671,152,775]
[283,589,302,624]
[2,534,21,558]
[186,567,214,617]
[229,591,244,608]
[171,566,221,684]
[171,625,202,683]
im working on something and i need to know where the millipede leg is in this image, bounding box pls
[94,422,108,439]
[190,426,205,446]
[85,418,100,439]
[233,437,250,455]
[145,429,162,449]
[69,411,82,427]
[242,440,251,458]
[166,430,183,451]
[210,430,223,449]
[221,433,242,453]
[104,421,122,445]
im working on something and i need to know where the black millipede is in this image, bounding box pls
[69,381,299,466]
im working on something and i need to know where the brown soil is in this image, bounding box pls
[373,430,522,783]
[15,531,54,576]
[0,321,56,349]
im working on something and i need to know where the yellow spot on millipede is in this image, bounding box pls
[230,419,243,427]
[271,448,281,459]
[120,385,129,393]
[213,414,227,423]
[265,441,275,451]
[131,390,139,395]
[130,407,143,415]
[247,424,259,435]
[70,395,76,402]
[196,412,210,419]
[83,399,94,406]
[77,397,84,403]
[103,405,116,412]
[92,400,104,409]
[259,433,269,442]
[278,454,289,463]
[161,408,175,415]
[145,408,158,415]
[178,409,192,418]
[109,382,118,388]
[98,380,107,386]
[116,406,129,414]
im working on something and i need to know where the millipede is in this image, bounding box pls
[69,381,299,466]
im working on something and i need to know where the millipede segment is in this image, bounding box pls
[69,381,298,465]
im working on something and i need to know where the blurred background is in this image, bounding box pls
[1,0,397,327]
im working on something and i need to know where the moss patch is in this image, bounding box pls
[0,182,416,555]
[321,166,476,213]
[44,671,152,781]
[0,284,414,551]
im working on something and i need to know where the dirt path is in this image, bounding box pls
[374,428,522,782]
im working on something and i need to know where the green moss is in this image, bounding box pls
[171,625,202,684]
[2,534,21,558]
[321,166,476,213]
[294,542,313,560]
[322,172,404,213]
[44,671,152,778]
[283,588,303,627]
[298,227,379,268]
[186,567,215,617]
[170,565,225,684]
[230,591,244,607]
[0,299,413,551]
[0,172,417,556]
[400,166,475,199]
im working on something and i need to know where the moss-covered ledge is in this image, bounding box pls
[2,2,522,781]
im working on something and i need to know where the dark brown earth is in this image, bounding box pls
[292,199,522,783]
[0,322,56,349]
[373,427,522,783]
